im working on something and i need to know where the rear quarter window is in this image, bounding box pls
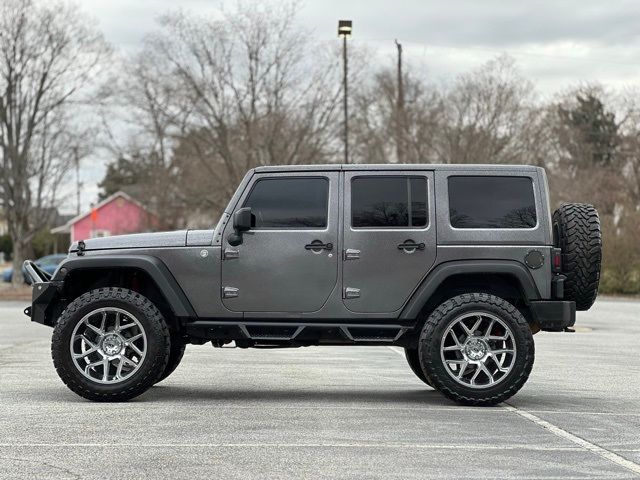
[448,176,537,229]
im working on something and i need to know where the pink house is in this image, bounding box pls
[52,191,158,243]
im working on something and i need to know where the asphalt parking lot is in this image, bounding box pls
[1,298,639,479]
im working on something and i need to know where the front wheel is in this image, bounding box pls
[52,288,171,402]
[154,338,186,385]
[404,348,434,388]
[419,293,534,406]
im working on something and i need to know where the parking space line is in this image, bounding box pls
[387,346,405,358]
[389,346,640,475]
[502,404,640,476]
[525,409,640,417]
[0,443,580,451]
[0,404,508,413]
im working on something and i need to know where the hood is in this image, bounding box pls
[69,230,214,253]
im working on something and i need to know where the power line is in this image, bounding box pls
[311,34,640,67]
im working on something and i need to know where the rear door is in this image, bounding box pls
[342,171,436,314]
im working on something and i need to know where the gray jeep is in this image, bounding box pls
[24,164,602,405]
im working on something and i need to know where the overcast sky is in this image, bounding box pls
[65,0,640,213]
[86,0,640,93]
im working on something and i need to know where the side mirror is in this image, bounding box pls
[228,207,255,246]
[234,207,254,232]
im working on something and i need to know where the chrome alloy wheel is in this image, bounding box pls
[440,311,516,389]
[70,307,147,384]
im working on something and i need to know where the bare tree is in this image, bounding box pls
[0,0,109,284]
[436,55,541,165]
[351,55,541,166]
[604,88,640,210]
[351,66,443,164]
[98,51,192,228]
[112,2,342,223]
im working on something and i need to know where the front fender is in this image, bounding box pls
[54,255,196,318]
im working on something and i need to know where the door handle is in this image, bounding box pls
[397,241,425,251]
[305,241,333,251]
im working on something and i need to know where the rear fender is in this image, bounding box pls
[400,260,541,320]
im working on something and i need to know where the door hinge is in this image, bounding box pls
[222,286,239,298]
[343,287,361,299]
[223,248,239,260]
[343,248,360,260]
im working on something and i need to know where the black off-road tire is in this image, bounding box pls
[154,339,186,385]
[553,203,602,311]
[51,288,171,402]
[404,348,434,388]
[419,293,535,406]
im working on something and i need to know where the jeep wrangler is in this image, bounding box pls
[24,164,601,406]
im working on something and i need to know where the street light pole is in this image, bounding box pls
[338,20,352,164]
[395,39,404,164]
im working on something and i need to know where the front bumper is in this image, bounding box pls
[25,281,62,327]
[529,300,576,332]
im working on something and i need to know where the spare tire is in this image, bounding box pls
[552,203,602,310]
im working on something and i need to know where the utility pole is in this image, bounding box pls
[73,146,81,216]
[338,20,352,164]
[395,39,405,164]
[343,34,349,164]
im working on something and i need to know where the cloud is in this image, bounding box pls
[83,0,640,94]
[300,0,640,47]
[67,0,640,212]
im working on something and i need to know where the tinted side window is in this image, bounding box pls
[243,177,329,228]
[352,176,428,228]
[448,176,537,229]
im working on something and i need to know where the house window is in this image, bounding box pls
[91,229,111,238]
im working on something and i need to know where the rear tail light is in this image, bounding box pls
[552,248,562,273]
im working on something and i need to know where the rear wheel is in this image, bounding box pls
[52,288,171,402]
[404,348,434,388]
[419,293,534,406]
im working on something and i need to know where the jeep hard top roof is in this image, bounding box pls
[253,164,543,173]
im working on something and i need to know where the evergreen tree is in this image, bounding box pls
[558,93,619,168]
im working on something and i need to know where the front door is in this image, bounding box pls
[221,172,339,313]
[342,171,436,314]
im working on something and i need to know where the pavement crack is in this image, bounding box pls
[0,456,82,480]
[502,402,640,477]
